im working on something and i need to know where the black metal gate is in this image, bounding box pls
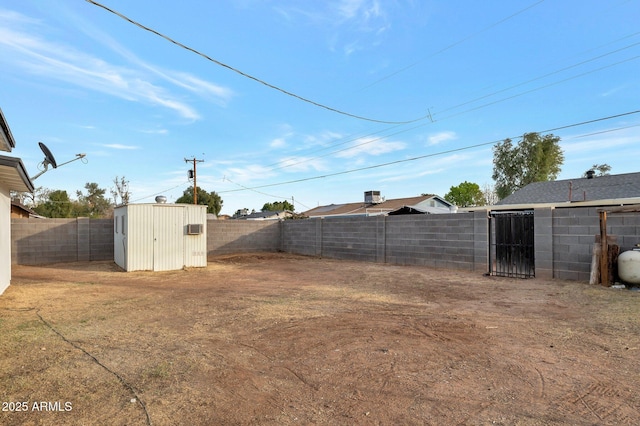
[488,211,535,278]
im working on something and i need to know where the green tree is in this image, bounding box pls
[492,132,564,199]
[444,181,485,207]
[33,190,73,218]
[176,186,223,215]
[262,200,294,212]
[76,182,112,218]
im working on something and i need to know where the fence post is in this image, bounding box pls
[77,217,91,262]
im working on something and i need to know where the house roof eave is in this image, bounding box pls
[459,197,640,213]
[0,155,35,193]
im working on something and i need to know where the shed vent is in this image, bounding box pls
[187,224,203,235]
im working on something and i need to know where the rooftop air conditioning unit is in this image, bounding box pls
[364,190,383,204]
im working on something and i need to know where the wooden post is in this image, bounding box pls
[589,243,601,285]
[599,211,609,287]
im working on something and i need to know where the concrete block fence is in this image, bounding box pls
[11,218,113,265]
[11,206,640,281]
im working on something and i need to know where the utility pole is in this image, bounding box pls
[185,157,204,204]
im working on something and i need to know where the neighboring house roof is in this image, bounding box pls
[11,201,44,218]
[0,108,16,152]
[304,194,453,218]
[496,172,640,206]
[388,205,455,215]
[236,210,293,220]
[0,155,34,193]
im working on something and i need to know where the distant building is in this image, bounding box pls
[11,201,44,219]
[303,191,455,218]
[234,210,294,221]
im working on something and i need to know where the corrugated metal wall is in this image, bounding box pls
[153,205,184,271]
[126,204,154,271]
[114,203,206,272]
[183,205,207,268]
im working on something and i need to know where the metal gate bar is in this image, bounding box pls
[488,211,535,278]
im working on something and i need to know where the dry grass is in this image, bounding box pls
[1,254,640,425]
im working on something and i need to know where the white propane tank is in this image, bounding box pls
[618,248,640,285]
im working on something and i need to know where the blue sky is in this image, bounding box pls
[1,0,639,215]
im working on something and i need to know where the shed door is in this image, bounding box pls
[153,207,184,271]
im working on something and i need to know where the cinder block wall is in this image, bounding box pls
[319,217,380,262]
[281,212,485,272]
[385,213,476,270]
[551,207,640,281]
[534,208,554,279]
[11,209,640,282]
[207,220,281,256]
[11,218,113,264]
[89,219,115,261]
[281,219,321,256]
[609,212,640,251]
[551,207,599,281]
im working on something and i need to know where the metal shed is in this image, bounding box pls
[114,202,207,272]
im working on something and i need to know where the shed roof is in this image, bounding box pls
[496,172,640,205]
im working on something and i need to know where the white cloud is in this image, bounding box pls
[270,138,287,148]
[139,129,169,135]
[276,156,327,172]
[224,164,277,182]
[377,153,470,182]
[334,137,406,158]
[0,9,232,120]
[427,131,457,145]
[102,144,140,150]
[337,0,383,22]
[562,134,635,155]
[303,130,343,148]
[171,73,234,104]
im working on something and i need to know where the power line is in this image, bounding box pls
[569,123,640,139]
[434,54,640,122]
[435,39,640,116]
[85,0,430,125]
[359,0,546,90]
[264,34,640,175]
[219,109,640,193]
[222,176,311,210]
[130,180,190,203]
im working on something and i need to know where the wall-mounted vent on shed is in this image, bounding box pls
[364,190,383,204]
[187,224,203,235]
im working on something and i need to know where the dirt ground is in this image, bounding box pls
[1,253,640,425]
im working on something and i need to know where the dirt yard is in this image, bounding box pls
[1,253,639,425]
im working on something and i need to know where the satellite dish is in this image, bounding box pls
[39,142,58,169]
[31,142,85,180]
